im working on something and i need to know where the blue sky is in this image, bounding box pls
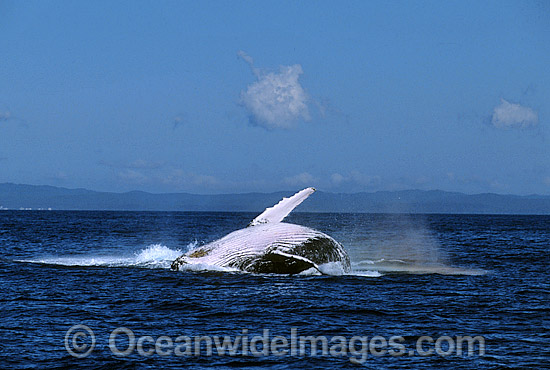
[1,0,549,194]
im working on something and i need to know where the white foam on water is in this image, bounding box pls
[294,262,381,277]
[134,244,184,266]
[297,262,347,276]
[17,243,192,269]
[17,243,482,276]
[318,262,345,276]
[345,214,487,276]
[20,242,484,277]
[351,258,486,276]
[348,270,383,277]
[18,242,380,277]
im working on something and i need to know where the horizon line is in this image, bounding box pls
[1,182,548,198]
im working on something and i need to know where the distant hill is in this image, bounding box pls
[1,183,550,214]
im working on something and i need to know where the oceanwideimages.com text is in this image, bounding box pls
[65,325,485,363]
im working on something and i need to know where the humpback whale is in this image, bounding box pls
[171,187,351,274]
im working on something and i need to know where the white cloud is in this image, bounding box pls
[239,51,310,129]
[172,115,184,129]
[237,50,254,67]
[50,171,68,181]
[188,173,219,186]
[161,169,219,187]
[128,159,163,170]
[100,159,164,170]
[414,176,430,185]
[0,111,11,122]
[349,171,381,187]
[117,169,148,183]
[329,171,382,190]
[330,173,345,186]
[491,99,538,129]
[489,179,508,190]
[283,172,317,187]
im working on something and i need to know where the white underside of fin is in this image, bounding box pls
[270,250,322,271]
[249,187,315,227]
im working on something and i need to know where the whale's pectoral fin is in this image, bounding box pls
[248,187,316,227]
[247,250,325,275]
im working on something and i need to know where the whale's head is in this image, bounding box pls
[171,255,188,271]
[171,246,212,270]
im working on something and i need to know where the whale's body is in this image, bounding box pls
[171,188,350,274]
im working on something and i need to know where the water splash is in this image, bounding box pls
[18,233,483,276]
[17,242,382,277]
[351,259,486,275]
[344,214,486,276]
[18,243,190,269]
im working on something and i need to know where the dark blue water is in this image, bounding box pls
[0,211,548,369]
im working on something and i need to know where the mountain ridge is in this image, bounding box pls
[1,183,549,214]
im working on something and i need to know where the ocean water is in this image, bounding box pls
[0,211,548,369]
